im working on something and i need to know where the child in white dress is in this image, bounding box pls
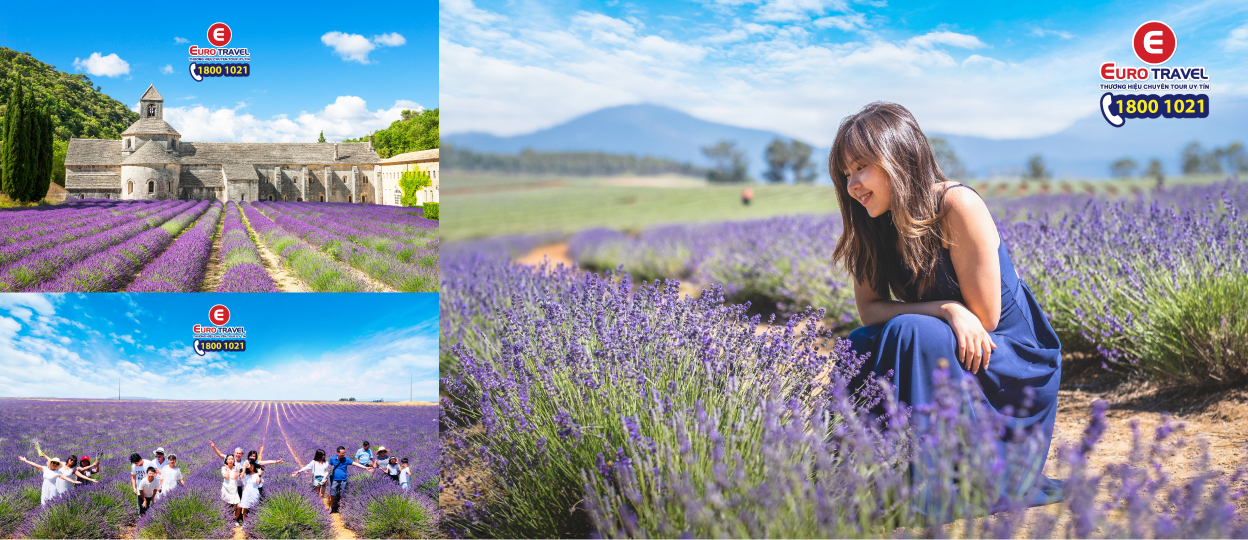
[239,462,263,521]
[157,454,185,500]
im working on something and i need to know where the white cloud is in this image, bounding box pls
[162,96,422,142]
[322,31,377,63]
[1030,28,1074,39]
[754,0,850,22]
[161,64,174,74]
[72,53,130,77]
[322,31,407,63]
[906,31,987,49]
[962,54,1005,69]
[1226,23,1248,51]
[813,13,866,31]
[374,32,407,47]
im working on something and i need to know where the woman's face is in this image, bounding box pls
[842,160,893,217]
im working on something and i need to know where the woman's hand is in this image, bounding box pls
[941,302,996,374]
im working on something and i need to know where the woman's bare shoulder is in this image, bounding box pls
[939,183,997,245]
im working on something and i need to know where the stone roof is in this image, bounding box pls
[122,117,182,136]
[140,85,163,101]
[222,164,259,181]
[180,168,224,188]
[65,171,121,188]
[122,140,179,165]
[177,142,380,165]
[380,148,439,164]
[65,139,124,166]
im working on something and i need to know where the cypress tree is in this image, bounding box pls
[1,74,26,201]
[32,98,53,201]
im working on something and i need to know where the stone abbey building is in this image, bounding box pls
[65,85,382,203]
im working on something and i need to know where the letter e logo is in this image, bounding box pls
[1133,21,1175,65]
[209,304,231,326]
[208,22,232,47]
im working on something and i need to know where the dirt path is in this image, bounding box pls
[275,402,358,540]
[200,209,226,292]
[243,211,310,293]
[516,242,574,268]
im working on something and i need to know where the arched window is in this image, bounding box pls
[319,194,325,202]
[269,195,274,201]
[128,181,133,194]
[167,180,172,191]
[394,188,401,205]
[125,139,131,149]
[241,193,246,201]
[348,195,353,203]
[297,197,303,202]
[147,104,156,117]
[148,181,155,193]
[362,194,367,203]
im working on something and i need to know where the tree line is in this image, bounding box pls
[1,74,55,203]
[443,145,707,176]
[342,109,439,159]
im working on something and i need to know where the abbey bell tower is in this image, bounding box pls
[139,85,163,119]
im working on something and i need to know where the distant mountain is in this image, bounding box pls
[0,47,139,141]
[445,104,792,180]
[446,99,1248,180]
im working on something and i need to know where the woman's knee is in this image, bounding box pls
[883,314,950,338]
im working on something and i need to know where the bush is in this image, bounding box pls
[242,477,332,539]
[135,484,233,539]
[1145,272,1248,383]
[421,202,438,220]
[0,483,40,537]
[18,481,135,539]
[340,474,438,539]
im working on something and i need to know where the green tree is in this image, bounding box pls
[346,109,439,158]
[1024,154,1050,181]
[1181,141,1203,174]
[398,168,432,207]
[928,136,967,180]
[51,140,67,186]
[1110,157,1138,178]
[1220,142,1246,173]
[789,140,817,183]
[318,130,326,143]
[2,74,30,201]
[762,139,789,183]
[30,98,53,201]
[1145,158,1165,190]
[702,140,749,183]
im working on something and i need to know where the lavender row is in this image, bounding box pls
[216,202,279,293]
[128,202,225,292]
[255,202,435,292]
[242,202,374,292]
[266,202,436,262]
[0,200,179,267]
[0,201,191,292]
[32,201,211,292]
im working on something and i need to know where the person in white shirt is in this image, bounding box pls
[135,467,160,516]
[398,458,412,492]
[17,456,80,505]
[220,455,242,524]
[157,454,185,500]
[385,457,400,483]
[238,462,263,523]
[150,447,169,474]
[291,449,330,499]
[129,453,160,493]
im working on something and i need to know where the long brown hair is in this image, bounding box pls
[829,102,951,301]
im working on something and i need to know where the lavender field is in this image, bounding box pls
[0,400,438,539]
[0,200,438,293]
[439,180,1248,538]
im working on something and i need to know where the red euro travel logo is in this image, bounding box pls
[1133,21,1175,65]
[209,304,231,325]
[207,22,232,47]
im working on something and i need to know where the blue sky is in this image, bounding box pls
[441,0,1248,144]
[0,293,439,402]
[0,1,437,142]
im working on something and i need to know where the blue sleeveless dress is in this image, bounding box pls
[845,184,1064,509]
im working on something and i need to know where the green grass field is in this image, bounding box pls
[442,172,1232,241]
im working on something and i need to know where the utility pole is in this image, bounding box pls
[118,377,121,400]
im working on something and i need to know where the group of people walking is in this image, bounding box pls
[16,451,101,506]
[16,439,415,523]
